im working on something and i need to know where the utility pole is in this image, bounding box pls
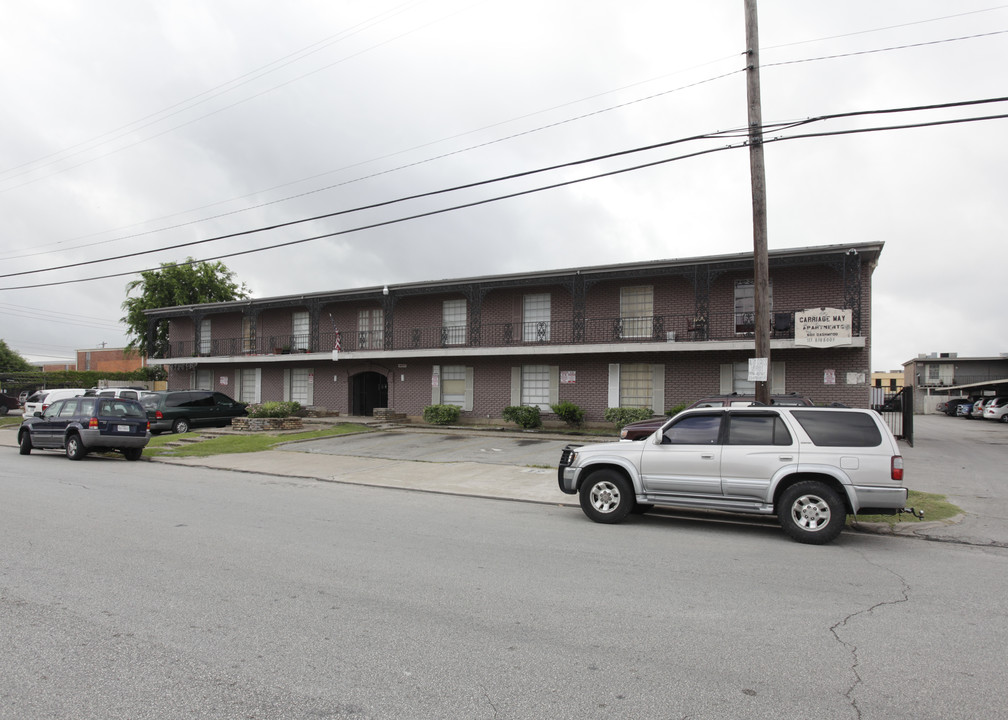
[745,0,770,405]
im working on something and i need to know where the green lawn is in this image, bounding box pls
[143,424,372,458]
[851,489,960,525]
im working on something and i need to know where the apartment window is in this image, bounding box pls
[523,293,551,342]
[442,299,466,345]
[195,369,213,391]
[521,365,551,408]
[287,367,311,405]
[237,368,261,403]
[619,363,653,409]
[734,280,773,334]
[199,318,211,355]
[620,286,653,339]
[441,365,467,406]
[927,365,940,382]
[720,361,785,395]
[292,311,309,351]
[358,308,384,350]
[242,316,254,354]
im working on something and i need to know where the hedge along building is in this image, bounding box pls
[143,242,882,422]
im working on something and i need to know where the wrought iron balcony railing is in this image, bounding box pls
[158,309,852,359]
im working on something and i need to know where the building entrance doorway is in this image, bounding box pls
[351,371,388,416]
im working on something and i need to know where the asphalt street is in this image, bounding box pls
[2,452,1007,719]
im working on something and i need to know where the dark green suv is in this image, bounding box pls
[18,396,150,460]
[141,390,247,434]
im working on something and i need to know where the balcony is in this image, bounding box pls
[157,309,857,360]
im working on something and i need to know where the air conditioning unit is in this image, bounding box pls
[666,331,676,342]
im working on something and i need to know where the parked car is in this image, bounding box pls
[0,392,21,416]
[943,398,972,416]
[18,395,150,460]
[619,393,814,440]
[141,390,248,434]
[983,397,1008,423]
[969,398,992,419]
[956,401,974,417]
[559,406,907,544]
[84,387,146,401]
[22,388,86,419]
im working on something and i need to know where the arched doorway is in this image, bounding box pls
[350,371,388,416]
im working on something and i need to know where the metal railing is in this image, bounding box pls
[158,309,848,359]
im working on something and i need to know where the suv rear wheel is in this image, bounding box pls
[579,470,634,524]
[778,481,845,544]
[65,433,87,461]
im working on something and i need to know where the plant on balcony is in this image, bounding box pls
[604,406,653,429]
[550,401,584,427]
[248,401,301,418]
[502,405,542,429]
[423,404,460,425]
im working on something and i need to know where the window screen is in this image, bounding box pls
[521,365,550,407]
[442,299,466,345]
[289,368,311,405]
[619,363,652,409]
[292,311,309,351]
[442,365,466,406]
[620,286,653,338]
[523,293,551,342]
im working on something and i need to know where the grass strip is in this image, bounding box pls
[144,424,372,458]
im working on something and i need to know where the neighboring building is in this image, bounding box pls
[41,361,76,372]
[871,370,905,394]
[144,243,882,422]
[903,352,1008,412]
[76,347,145,373]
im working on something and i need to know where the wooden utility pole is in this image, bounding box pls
[745,0,770,405]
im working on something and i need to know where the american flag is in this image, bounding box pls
[334,330,341,354]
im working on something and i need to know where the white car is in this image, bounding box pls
[22,388,86,419]
[983,397,1008,423]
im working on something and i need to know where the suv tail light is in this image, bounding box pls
[154,410,163,419]
[89,417,99,429]
[891,456,904,481]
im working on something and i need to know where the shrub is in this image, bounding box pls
[666,403,687,417]
[248,401,301,418]
[550,401,585,427]
[604,406,653,428]
[502,405,542,429]
[423,404,460,425]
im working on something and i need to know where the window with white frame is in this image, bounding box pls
[620,286,653,338]
[441,365,467,407]
[242,316,254,354]
[442,299,466,345]
[292,311,309,351]
[734,280,773,334]
[288,367,311,405]
[237,368,260,403]
[358,308,384,349]
[619,363,653,408]
[199,318,211,355]
[520,365,551,408]
[720,361,785,395]
[523,293,551,342]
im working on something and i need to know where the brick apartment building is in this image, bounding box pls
[144,242,881,422]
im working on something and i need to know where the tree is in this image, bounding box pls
[0,339,34,372]
[121,258,250,357]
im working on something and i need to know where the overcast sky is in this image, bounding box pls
[1,1,1005,371]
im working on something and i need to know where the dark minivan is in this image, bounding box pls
[141,390,247,434]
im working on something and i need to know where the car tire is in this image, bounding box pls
[18,432,31,455]
[172,418,191,434]
[123,448,142,461]
[579,470,634,524]
[778,481,845,545]
[65,433,87,461]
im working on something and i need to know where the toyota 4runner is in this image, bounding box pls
[558,406,908,544]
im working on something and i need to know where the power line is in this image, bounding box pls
[2,101,1006,293]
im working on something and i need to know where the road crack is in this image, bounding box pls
[830,555,911,719]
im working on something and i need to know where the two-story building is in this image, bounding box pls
[144,242,882,422]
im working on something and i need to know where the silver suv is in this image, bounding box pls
[558,407,907,544]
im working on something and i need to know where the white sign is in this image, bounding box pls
[794,307,853,347]
[560,370,576,384]
[748,358,768,382]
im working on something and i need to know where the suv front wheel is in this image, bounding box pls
[778,481,845,544]
[579,470,634,524]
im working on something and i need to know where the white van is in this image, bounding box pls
[84,387,145,401]
[22,388,87,418]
